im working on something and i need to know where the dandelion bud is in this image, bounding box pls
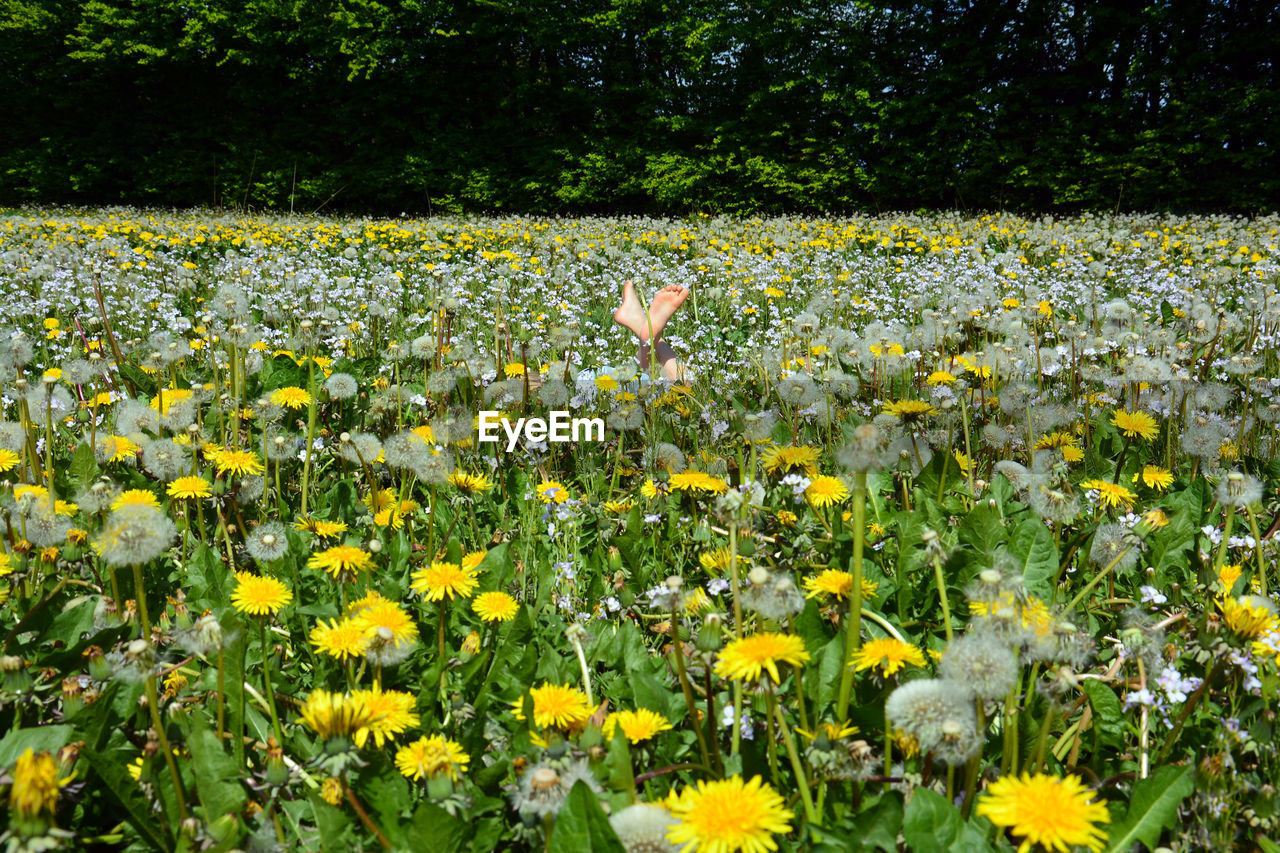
[0,655,30,691]
[696,614,724,653]
[84,646,112,681]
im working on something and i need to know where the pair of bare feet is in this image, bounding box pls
[612,280,689,380]
[613,280,688,342]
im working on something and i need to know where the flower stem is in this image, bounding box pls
[260,620,285,745]
[835,471,867,721]
[670,605,713,773]
[770,684,819,825]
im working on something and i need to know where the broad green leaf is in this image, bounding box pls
[412,801,468,853]
[187,719,247,823]
[1009,518,1058,599]
[1104,765,1194,853]
[0,725,73,767]
[547,780,626,852]
[1083,679,1125,749]
[903,788,994,852]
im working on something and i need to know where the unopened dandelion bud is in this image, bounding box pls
[607,546,623,574]
[696,615,724,653]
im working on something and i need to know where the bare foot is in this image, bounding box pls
[613,279,652,340]
[646,285,689,341]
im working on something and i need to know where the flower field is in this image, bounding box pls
[0,208,1278,851]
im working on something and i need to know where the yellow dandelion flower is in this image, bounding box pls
[472,591,519,622]
[111,488,160,511]
[149,387,193,414]
[1111,408,1159,441]
[669,470,729,495]
[299,689,377,741]
[350,688,419,748]
[603,708,674,744]
[0,449,22,473]
[714,633,810,683]
[513,683,593,730]
[795,720,860,742]
[349,591,419,648]
[665,775,793,853]
[9,749,68,819]
[926,370,956,385]
[1080,479,1137,511]
[310,618,373,660]
[1219,596,1277,639]
[308,544,374,579]
[762,445,820,477]
[410,560,480,601]
[102,435,140,462]
[215,448,265,477]
[802,569,877,601]
[977,772,1109,853]
[882,399,937,422]
[1216,564,1243,593]
[1134,465,1174,491]
[396,735,470,782]
[166,476,211,500]
[321,777,344,805]
[449,470,493,493]
[1141,508,1170,528]
[294,517,348,538]
[850,637,926,677]
[230,572,292,616]
[536,480,570,504]
[269,386,312,409]
[805,475,849,508]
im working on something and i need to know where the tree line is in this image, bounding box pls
[2,0,1276,214]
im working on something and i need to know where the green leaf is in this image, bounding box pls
[68,440,100,490]
[411,801,468,853]
[1009,518,1059,599]
[187,718,247,822]
[903,788,994,852]
[547,780,626,852]
[1083,679,1125,749]
[0,725,73,767]
[80,729,171,852]
[1104,765,1194,853]
[845,791,904,851]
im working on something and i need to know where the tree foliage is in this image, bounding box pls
[2,0,1276,213]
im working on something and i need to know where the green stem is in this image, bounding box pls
[932,550,954,643]
[670,607,713,772]
[299,361,317,517]
[1213,505,1236,573]
[770,685,819,825]
[835,471,867,720]
[1245,506,1267,596]
[145,675,189,822]
[260,620,285,745]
